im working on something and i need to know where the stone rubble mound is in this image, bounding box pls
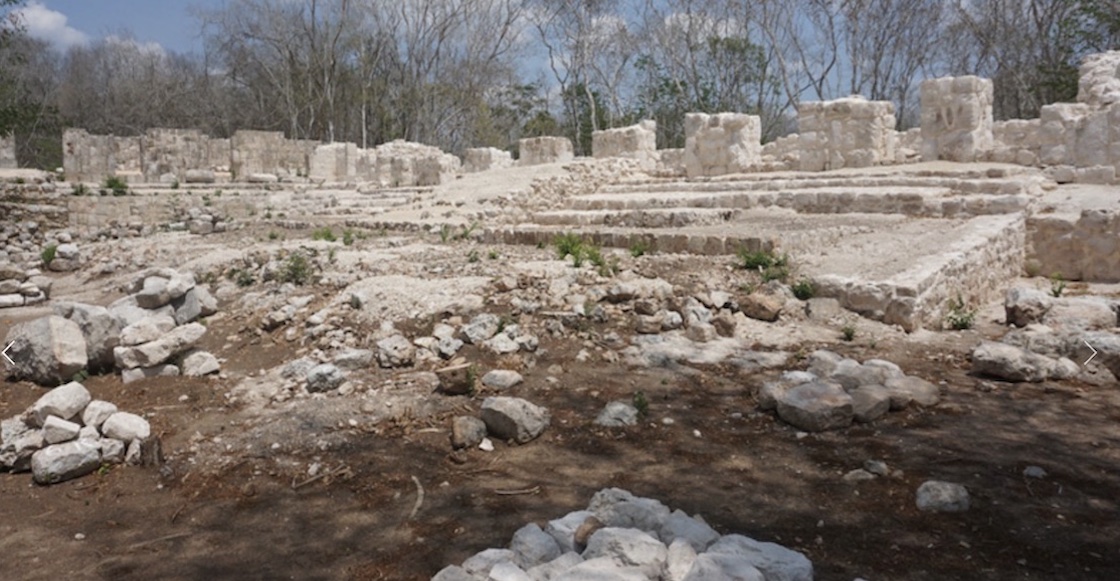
[760,350,940,431]
[433,488,814,581]
[0,260,51,310]
[970,285,1119,383]
[0,381,157,484]
[3,267,221,385]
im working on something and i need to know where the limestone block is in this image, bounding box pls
[309,142,358,182]
[519,137,575,166]
[799,97,895,171]
[920,76,994,162]
[683,113,761,177]
[463,147,514,173]
[591,120,658,167]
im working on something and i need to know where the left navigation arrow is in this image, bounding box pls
[2,341,14,365]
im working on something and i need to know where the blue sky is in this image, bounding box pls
[18,0,222,53]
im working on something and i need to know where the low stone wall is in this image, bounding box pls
[990,119,1041,166]
[799,97,896,171]
[591,120,657,167]
[519,137,574,166]
[1028,209,1120,282]
[814,215,1025,331]
[463,147,513,173]
[683,112,761,178]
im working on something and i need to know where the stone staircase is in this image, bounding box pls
[480,163,1050,331]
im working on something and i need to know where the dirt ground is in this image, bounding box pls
[2,222,1120,581]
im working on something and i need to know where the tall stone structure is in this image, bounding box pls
[463,147,514,173]
[920,76,994,162]
[683,113,761,178]
[798,97,896,171]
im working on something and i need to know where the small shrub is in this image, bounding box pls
[312,227,336,242]
[467,249,480,263]
[235,269,255,288]
[554,232,584,260]
[279,252,312,285]
[104,175,128,196]
[945,293,976,330]
[71,183,90,196]
[41,244,57,265]
[736,248,786,270]
[349,294,363,309]
[488,249,500,260]
[456,221,480,240]
[268,230,279,241]
[439,224,453,243]
[632,391,649,418]
[328,247,338,263]
[1024,259,1042,278]
[170,180,179,190]
[840,324,857,342]
[629,240,650,258]
[342,229,355,246]
[791,279,815,300]
[1050,273,1066,298]
[761,264,789,283]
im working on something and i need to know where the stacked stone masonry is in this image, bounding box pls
[463,147,514,173]
[920,76,994,163]
[519,137,575,166]
[591,120,658,167]
[683,112,761,178]
[799,97,896,171]
[309,139,460,186]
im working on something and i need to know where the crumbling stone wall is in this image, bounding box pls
[1078,51,1120,108]
[989,119,1041,166]
[231,130,315,179]
[920,76,994,162]
[519,137,574,166]
[591,120,657,167]
[309,140,460,186]
[309,142,359,182]
[799,97,896,171]
[463,147,514,173]
[1029,209,1120,282]
[0,135,15,169]
[683,112,761,178]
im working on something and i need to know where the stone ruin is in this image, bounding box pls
[519,136,575,166]
[683,112,761,178]
[309,139,461,186]
[799,96,897,171]
[920,76,994,163]
[463,147,514,173]
[592,120,658,168]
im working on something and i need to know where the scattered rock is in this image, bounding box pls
[883,376,941,409]
[119,316,177,347]
[462,313,501,344]
[181,350,221,376]
[595,401,640,427]
[306,364,345,393]
[1005,287,1052,327]
[58,303,121,372]
[480,397,550,444]
[41,416,80,445]
[436,363,475,395]
[971,341,1056,382]
[121,364,180,384]
[775,381,853,432]
[582,527,668,578]
[916,480,970,513]
[741,293,783,322]
[1023,466,1048,479]
[510,523,563,569]
[333,348,373,371]
[451,416,487,449]
[706,534,814,581]
[81,400,118,429]
[112,322,206,369]
[377,334,416,368]
[849,385,891,423]
[482,369,524,390]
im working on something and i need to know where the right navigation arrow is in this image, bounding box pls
[1084,339,1099,365]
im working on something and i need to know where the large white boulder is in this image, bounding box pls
[706,534,814,581]
[29,381,91,426]
[775,381,854,432]
[971,341,1056,382]
[480,397,550,444]
[31,440,101,484]
[582,527,668,578]
[112,322,206,369]
[101,412,151,442]
[4,316,88,386]
[56,303,122,372]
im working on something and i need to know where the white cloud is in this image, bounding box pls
[18,2,89,50]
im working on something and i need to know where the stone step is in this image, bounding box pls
[532,208,741,228]
[602,175,1040,196]
[572,187,1032,218]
